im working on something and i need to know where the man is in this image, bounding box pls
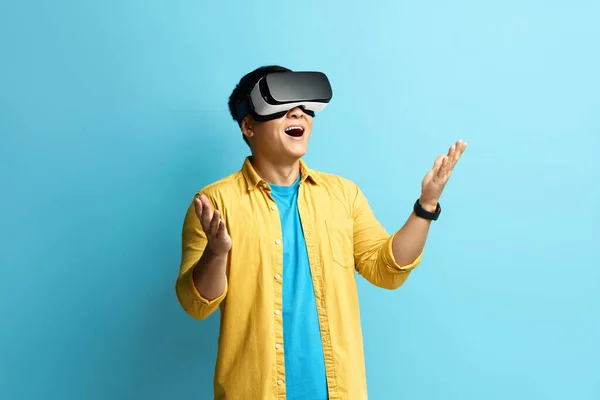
[175,65,467,400]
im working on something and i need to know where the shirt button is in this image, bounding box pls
[276,343,281,349]
[275,239,281,245]
[277,380,283,385]
[275,274,281,280]
[274,309,280,315]
[271,205,276,210]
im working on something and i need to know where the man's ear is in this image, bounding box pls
[241,116,255,140]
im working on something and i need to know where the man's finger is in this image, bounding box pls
[209,210,221,236]
[447,143,456,159]
[200,195,213,230]
[449,139,467,169]
[459,141,468,157]
[194,197,203,219]
[436,156,449,179]
[217,220,228,239]
[448,143,458,169]
[200,194,212,210]
[433,154,445,170]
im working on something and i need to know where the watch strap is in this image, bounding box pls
[414,198,441,221]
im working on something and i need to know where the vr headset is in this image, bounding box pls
[235,71,333,124]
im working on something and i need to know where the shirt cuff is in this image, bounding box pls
[381,231,424,272]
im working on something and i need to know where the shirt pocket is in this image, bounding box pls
[325,219,355,269]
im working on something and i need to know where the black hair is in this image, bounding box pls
[228,65,292,147]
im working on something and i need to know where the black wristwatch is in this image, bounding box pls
[414,198,441,221]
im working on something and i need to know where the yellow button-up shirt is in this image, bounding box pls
[175,157,422,400]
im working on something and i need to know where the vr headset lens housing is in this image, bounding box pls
[236,71,332,123]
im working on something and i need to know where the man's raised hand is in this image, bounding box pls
[194,194,232,256]
[419,139,468,209]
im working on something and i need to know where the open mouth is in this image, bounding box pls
[285,125,305,137]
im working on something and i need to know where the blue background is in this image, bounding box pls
[1,1,599,399]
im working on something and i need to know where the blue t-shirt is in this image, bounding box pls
[270,176,328,400]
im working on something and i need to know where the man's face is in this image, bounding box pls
[242,106,313,162]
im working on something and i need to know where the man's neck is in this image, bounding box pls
[249,155,301,186]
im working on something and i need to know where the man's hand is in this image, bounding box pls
[419,139,468,211]
[194,194,232,255]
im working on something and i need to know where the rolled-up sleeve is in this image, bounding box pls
[351,184,423,290]
[175,196,228,320]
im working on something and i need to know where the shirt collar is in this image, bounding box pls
[241,156,319,191]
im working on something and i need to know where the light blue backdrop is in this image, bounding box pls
[1,1,599,399]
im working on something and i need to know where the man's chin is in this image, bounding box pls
[284,141,307,155]
[289,147,307,159]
